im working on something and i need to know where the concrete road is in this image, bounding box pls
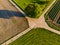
[0,0,29,44]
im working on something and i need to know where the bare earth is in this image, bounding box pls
[0,0,29,44]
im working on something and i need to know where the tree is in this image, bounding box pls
[25,3,36,18]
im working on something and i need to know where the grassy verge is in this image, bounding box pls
[13,0,53,18]
[9,28,60,45]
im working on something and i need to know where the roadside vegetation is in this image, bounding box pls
[13,0,53,18]
[9,28,60,45]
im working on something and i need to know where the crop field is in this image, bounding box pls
[9,28,60,45]
[48,0,60,21]
[13,0,53,18]
[45,0,60,31]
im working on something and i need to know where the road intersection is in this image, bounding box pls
[1,0,60,45]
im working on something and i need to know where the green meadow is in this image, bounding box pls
[9,28,60,45]
[13,0,53,18]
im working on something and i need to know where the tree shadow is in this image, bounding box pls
[0,10,25,19]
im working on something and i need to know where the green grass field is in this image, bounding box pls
[9,28,60,45]
[13,0,53,18]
